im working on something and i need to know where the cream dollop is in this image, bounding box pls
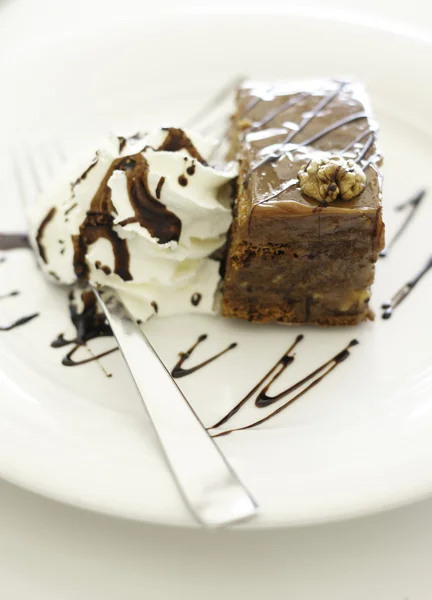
[29,128,237,322]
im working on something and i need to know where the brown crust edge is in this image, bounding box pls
[222,302,374,326]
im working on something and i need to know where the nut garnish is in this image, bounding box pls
[238,118,253,130]
[298,156,366,203]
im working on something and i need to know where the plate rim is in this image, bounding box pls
[1,10,432,528]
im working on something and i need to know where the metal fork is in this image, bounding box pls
[13,79,258,528]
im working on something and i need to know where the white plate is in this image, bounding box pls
[1,12,432,528]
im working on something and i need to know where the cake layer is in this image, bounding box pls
[223,242,374,323]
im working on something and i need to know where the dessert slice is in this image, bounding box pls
[222,79,385,325]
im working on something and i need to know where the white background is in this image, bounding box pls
[1,0,432,598]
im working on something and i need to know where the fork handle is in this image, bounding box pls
[92,285,258,527]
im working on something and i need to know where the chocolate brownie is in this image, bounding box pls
[222,79,385,325]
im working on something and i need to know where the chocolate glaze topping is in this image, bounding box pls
[298,111,368,151]
[231,80,383,251]
[247,82,351,180]
[249,92,311,131]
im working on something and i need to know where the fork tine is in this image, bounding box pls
[11,143,64,225]
[13,73,238,211]
[13,141,66,212]
[56,141,67,163]
[11,154,29,208]
[43,141,67,177]
[198,113,231,137]
[207,120,232,163]
[25,149,44,194]
[13,74,237,212]
[183,75,244,130]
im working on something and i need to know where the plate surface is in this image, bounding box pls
[1,12,432,527]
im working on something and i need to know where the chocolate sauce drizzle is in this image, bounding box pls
[211,339,359,437]
[250,92,311,131]
[0,233,30,251]
[73,153,181,281]
[242,96,262,117]
[0,241,38,331]
[118,136,127,153]
[72,155,132,281]
[36,207,56,263]
[35,128,213,282]
[299,112,368,150]
[354,132,375,164]
[72,157,98,189]
[341,128,374,154]
[186,163,196,176]
[380,189,426,258]
[95,261,112,276]
[51,290,117,369]
[256,339,358,408]
[0,290,19,300]
[155,176,165,199]
[64,202,78,216]
[191,293,202,306]
[382,255,432,319]
[0,313,39,331]
[209,335,303,429]
[171,334,237,379]
[255,179,298,207]
[126,157,182,244]
[159,128,207,165]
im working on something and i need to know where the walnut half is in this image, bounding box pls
[298,156,366,203]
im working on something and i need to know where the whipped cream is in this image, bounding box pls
[30,128,237,322]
